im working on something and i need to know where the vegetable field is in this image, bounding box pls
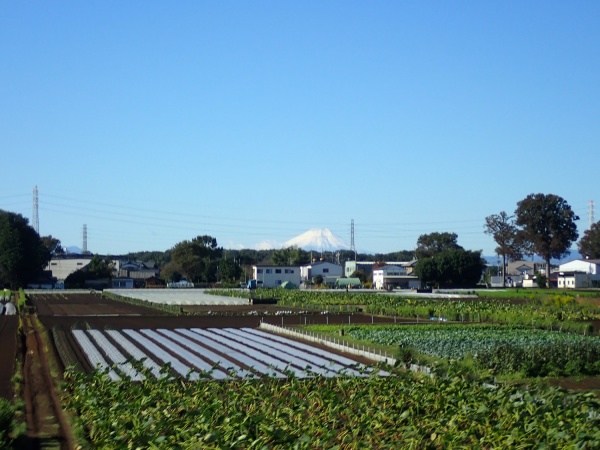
[70,327,385,381]
[14,291,600,448]
[63,366,600,449]
[341,324,600,377]
[213,288,600,334]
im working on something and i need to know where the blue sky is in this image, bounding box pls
[1,1,598,256]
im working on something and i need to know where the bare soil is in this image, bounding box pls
[21,311,75,450]
[0,316,18,400]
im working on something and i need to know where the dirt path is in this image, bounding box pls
[21,312,75,450]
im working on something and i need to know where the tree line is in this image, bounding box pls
[2,192,600,289]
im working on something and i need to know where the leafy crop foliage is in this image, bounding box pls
[0,398,15,448]
[63,366,600,449]
[346,324,600,377]
[212,289,600,334]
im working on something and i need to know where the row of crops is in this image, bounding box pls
[63,365,600,448]
[210,289,600,334]
[336,324,600,377]
[70,327,384,381]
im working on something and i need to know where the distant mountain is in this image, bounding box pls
[283,228,348,251]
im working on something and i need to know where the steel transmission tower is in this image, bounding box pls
[350,219,356,261]
[32,186,39,234]
[590,200,595,229]
[82,224,88,255]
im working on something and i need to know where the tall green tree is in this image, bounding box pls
[515,193,579,287]
[414,249,485,288]
[484,211,527,287]
[0,210,51,288]
[578,221,600,259]
[170,235,222,283]
[415,232,462,259]
[40,235,64,256]
[272,246,308,266]
[218,258,242,283]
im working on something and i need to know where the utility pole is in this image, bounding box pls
[82,224,88,255]
[32,186,39,234]
[351,219,356,261]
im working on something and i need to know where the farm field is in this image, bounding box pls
[26,292,386,375]
[8,290,600,448]
[68,327,385,381]
[28,291,171,316]
[104,288,250,305]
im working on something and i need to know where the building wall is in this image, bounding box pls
[372,265,408,289]
[557,273,591,289]
[301,262,343,281]
[559,260,599,275]
[253,265,301,288]
[46,257,92,281]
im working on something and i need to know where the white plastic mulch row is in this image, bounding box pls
[161,329,257,379]
[105,330,165,379]
[140,329,229,380]
[73,327,387,381]
[179,328,283,378]
[205,328,354,378]
[122,329,197,380]
[244,328,390,376]
[222,328,365,377]
[104,289,248,306]
[87,330,145,381]
[72,330,121,381]
[190,328,309,378]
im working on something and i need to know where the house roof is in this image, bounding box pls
[373,265,403,271]
[336,277,361,286]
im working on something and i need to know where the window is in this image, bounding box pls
[51,262,57,266]
[266,269,272,274]
[323,268,329,273]
[77,262,83,266]
[277,280,282,284]
[275,269,281,274]
[257,269,263,274]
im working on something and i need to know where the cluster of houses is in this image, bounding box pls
[492,259,600,289]
[252,259,420,289]
[30,254,600,290]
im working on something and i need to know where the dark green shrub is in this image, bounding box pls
[0,398,14,447]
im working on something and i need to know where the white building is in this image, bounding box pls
[372,265,419,290]
[556,259,600,288]
[344,260,416,278]
[45,257,92,281]
[252,265,301,288]
[556,272,594,289]
[300,261,343,284]
[558,259,600,275]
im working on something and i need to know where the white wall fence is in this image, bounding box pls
[259,322,396,365]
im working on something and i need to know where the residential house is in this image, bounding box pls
[344,260,416,278]
[372,265,420,290]
[300,261,343,284]
[252,265,301,288]
[556,259,600,288]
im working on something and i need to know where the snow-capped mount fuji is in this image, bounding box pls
[283,228,348,251]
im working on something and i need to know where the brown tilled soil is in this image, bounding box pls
[21,312,75,450]
[0,315,18,400]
